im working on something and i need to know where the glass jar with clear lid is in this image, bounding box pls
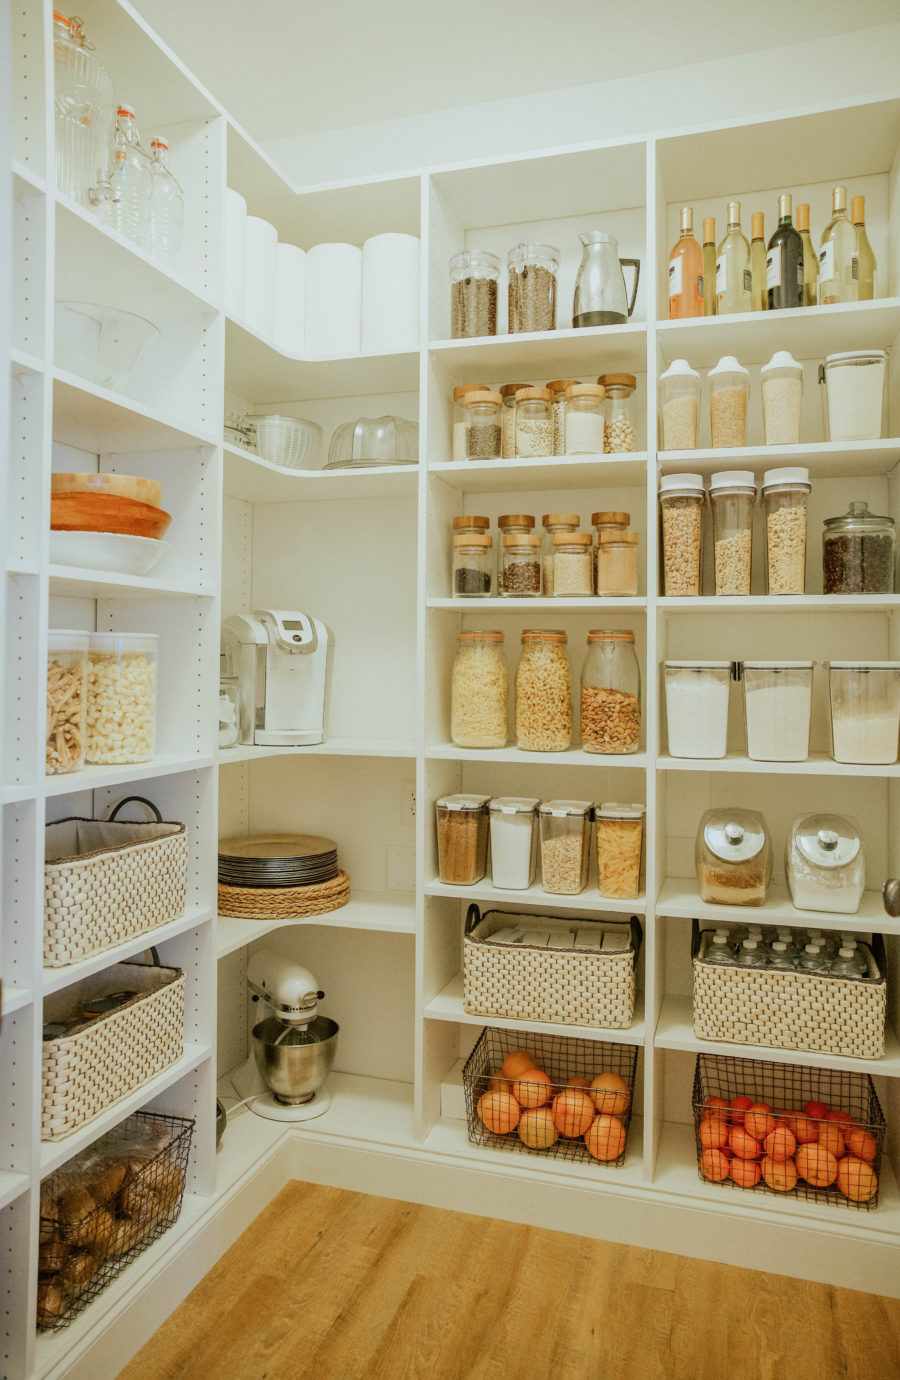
[763,466,810,595]
[86,632,158,764]
[53,12,114,206]
[552,532,593,597]
[436,794,491,885]
[542,512,578,596]
[659,359,701,450]
[663,661,731,759]
[761,351,803,445]
[823,500,895,595]
[219,675,240,749]
[742,661,814,762]
[581,630,641,754]
[515,387,553,458]
[453,533,493,597]
[489,797,540,890]
[499,382,532,459]
[709,355,750,448]
[500,533,542,597]
[46,630,89,774]
[786,812,865,914]
[597,373,637,453]
[709,470,756,596]
[564,384,606,454]
[450,631,507,749]
[507,242,560,333]
[538,800,592,895]
[828,661,900,765]
[547,378,580,456]
[695,808,772,906]
[451,384,490,462]
[592,511,629,593]
[595,803,645,899]
[596,530,639,597]
[462,390,502,461]
[449,250,500,339]
[515,629,571,751]
[659,473,704,596]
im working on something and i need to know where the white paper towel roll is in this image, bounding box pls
[362,232,420,353]
[223,187,247,321]
[244,215,278,341]
[305,242,362,357]
[274,242,306,356]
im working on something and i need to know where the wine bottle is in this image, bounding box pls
[851,195,877,301]
[702,217,717,316]
[767,193,804,310]
[796,203,818,308]
[668,207,704,319]
[750,212,767,312]
[716,201,751,315]
[818,185,858,305]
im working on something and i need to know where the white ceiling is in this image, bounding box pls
[137,0,898,144]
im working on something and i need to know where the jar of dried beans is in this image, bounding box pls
[581,629,641,755]
[659,359,700,451]
[542,512,579,596]
[452,383,490,461]
[709,470,756,596]
[709,355,750,448]
[501,533,542,596]
[450,631,507,748]
[597,373,637,453]
[46,630,89,775]
[547,378,579,456]
[86,633,158,764]
[462,389,502,461]
[499,382,532,458]
[763,466,810,595]
[453,532,493,597]
[436,793,491,885]
[514,387,553,458]
[538,800,592,895]
[564,383,606,454]
[594,803,645,899]
[507,242,560,333]
[822,500,895,595]
[761,351,802,445]
[515,629,571,751]
[552,532,593,597]
[449,249,500,339]
[659,473,704,596]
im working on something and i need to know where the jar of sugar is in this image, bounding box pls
[488,797,540,890]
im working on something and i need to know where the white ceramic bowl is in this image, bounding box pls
[50,530,169,576]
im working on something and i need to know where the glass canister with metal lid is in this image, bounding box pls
[786,812,865,914]
[823,500,895,595]
[695,808,771,906]
[436,793,491,885]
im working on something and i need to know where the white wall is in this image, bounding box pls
[264,23,900,187]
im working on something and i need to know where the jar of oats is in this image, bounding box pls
[86,633,158,764]
[762,466,810,595]
[542,512,579,595]
[46,630,89,775]
[581,630,641,754]
[538,800,592,895]
[659,473,704,596]
[709,355,750,448]
[450,631,508,749]
[551,532,593,596]
[515,629,572,751]
[461,390,502,461]
[659,359,700,450]
[709,470,756,596]
[597,373,637,452]
[514,387,553,458]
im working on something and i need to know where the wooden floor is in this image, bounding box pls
[119,1182,900,1380]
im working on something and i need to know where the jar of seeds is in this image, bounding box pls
[565,383,606,454]
[581,630,641,754]
[709,469,756,596]
[451,631,508,748]
[659,473,704,596]
[461,389,502,461]
[761,351,802,445]
[542,512,579,596]
[499,382,532,458]
[515,629,572,751]
[449,249,500,339]
[709,355,750,448]
[547,378,580,455]
[452,383,490,461]
[500,533,542,596]
[552,532,593,596]
[763,466,810,595]
[507,242,560,333]
[515,387,553,458]
[453,532,493,597]
[597,373,637,453]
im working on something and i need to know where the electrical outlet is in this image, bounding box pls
[401,779,416,821]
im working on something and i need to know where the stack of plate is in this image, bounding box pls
[218,835,339,889]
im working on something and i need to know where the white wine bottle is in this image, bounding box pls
[796,203,818,308]
[818,185,858,305]
[851,195,877,301]
[716,201,751,315]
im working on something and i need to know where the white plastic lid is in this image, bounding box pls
[659,472,704,494]
[437,793,490,811]
[743,660,814,670]
[665,660,732,669]
[805,944,822,954]
[48,628,90,647]
[594,802,645,819]
[761,350,802,374]
[827,660,900,670]
[824,350,888,366]
[709,355,750,378]
[709,470,756,491]
[762,466,810,488]
[743,939,758,950]
[771,941,787,952]
[538,799,593,817]
[838,946,856,957]
[489,796,540,815]
[659,358,701,381]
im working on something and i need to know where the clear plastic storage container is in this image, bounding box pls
[450,631,508,748]
[595,803,644,899]
[515,630,572,752]
[489,797,540,890]
[663,661,731,759]
[453,532,493,597]
[581,630,641,754]
[709,470,756,596]
[449,250,500,338]
[659,359,701,450]
[742,661,814,762]
[552,532,593,597]
[500,534,542,596]
[46,630,89,774]
[709,355,750,448]
[761,351,803,445]
[436,794,491,885]
[515,388,554,458]
[763,467,810,595]
[695,808,772,906]
[86,633,158,764]
[828,661,900,765]
[462,390,502,461]
[452,384,490,461]
[598,373,637,453]
[507,242,560,333]
[822,501,895,595]
[659,473,704,596]
[538,800,592,895]
[820,351,887,441]
[786,813,865,915]
[564,384,606,454]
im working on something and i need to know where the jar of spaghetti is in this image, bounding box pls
[594,803,645,899]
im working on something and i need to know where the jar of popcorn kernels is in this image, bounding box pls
[86,633,158,763]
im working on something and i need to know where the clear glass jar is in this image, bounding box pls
[659,473,704,596]
[514,388,553,458]
[595,803,645,899]
[597,373,637,452]
[46,630,89,774]
[763,466,810,595]
[552,533,593,597]
[507,242,560,333]
[462,390,502,461]
[592,511,629,593]
[497,514,535,588]
[500,534,542,596]
[218,675,240,749]
[786,812,865,915]
[450,631,507,749]
[489,797,540,890]
[515,630,571,751]
[663,661,731,759]
[581,630,641,754]
[86,633,158,764]
[828,661,900,765]
[659,359,701,450]
[453,533,493,597]
[53,12,114,206]
[596,530,639,597]
[436,794,491,885]
[538,800,592,894]
[742,661,813,762]
[820,350,887,442]
[449,250,500,339]
[542,513,578,596]
[709,470,756,596]
[547,379,579,456]
[499,382,531,459]
[564,384,606,454]
[452,384,490,461]
[823,501,896,595]
[695,808,771,906]
[709,355,750,448]
[761,351,803,445]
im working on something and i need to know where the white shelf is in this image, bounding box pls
[43,753,216,799]
[429,323,647,376]
[426,743,647,767]
[12,158,46,197]
[53,370,218,454]
[656,752,900,777]
[425,876,645,914]
[659,594,900,612]
[426,973,645,1046]
[216,890,416,957]
[11,345,44,376]
[0,1171,30,1212]
[1,983,33,1017]
[219,737,416,763]
[657,879,894,935]
[429,454,648,492]
[656,994,900,1077]
[428,597,647,611]
[40,1044,213,1176]
[657,299,900,367]
[222,443,418,502]
[424,1113,646,1187]
[48,567,215,600]
[225,318,419,402]
[658,439,900,479]
[42,907,214,995]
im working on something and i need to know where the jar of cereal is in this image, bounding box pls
[551,532,593,596]
[86,633,158,764]
[541,512,579,596]
[659,473,704,596]
[515,629,571,751]
[762,466,810,595]
[450,631,507,749]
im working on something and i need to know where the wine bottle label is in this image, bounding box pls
[668,257,683,298]
[852,256,859,280]
[697,274,704,298]
[742,268,752,292]
[819,240,835,283]
[715,255,725,294]
[766,248,782,290]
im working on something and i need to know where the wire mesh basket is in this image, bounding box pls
[37,1110,194,1331]
[692,1053,885,1210]
[463,1026,639,1168]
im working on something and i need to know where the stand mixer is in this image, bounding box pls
[231,947,339,1123]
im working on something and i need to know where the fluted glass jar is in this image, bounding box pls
[581,630,641,754]
[450,631,507,748]
[515,630,572,751]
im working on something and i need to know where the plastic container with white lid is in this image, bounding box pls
[86,633,158,764]
[827,661,900,764]
[659,472,705,596]
[709,470,756,596]
[538,800,592,895]
[663,660,732,758]
[786,812,865,914]
[761,351,803,445]
[709,355,750,448]
[762,466,810,595]
[742,660,814,762]
[659,359,701,450]
[436,793,491,885]
[819,350,887,441]
[695,807,772,906]
[594,802,645,899]
[46,631,90,775]
[488,797,540,890]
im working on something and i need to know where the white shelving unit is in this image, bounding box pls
[4,4,900,1375]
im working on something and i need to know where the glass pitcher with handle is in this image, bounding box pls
[573,231,640,327]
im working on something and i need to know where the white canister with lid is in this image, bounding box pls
[664,661,732,759]
[819,351,887,442]
[708,355,750,448]
[786,812,865,914]
[659,359,701,451]
[761,350,803,445]
[742,660,814,762]
[488,797,540,890]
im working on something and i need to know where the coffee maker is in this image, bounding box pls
[221,610,333,746]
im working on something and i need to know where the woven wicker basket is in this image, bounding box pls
[42,960,185,1141]
[463,905,641,1029]
[44,797,188,968]
[691,921,887,1059]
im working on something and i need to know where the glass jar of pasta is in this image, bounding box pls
[594,802,645,899]
[515,629,571,752]
[46,630,89,774]
[450,631,507,748]
[581,629,641,754]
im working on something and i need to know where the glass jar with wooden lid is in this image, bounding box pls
[542,512,579,596]
[461,390,502,462]
[453,532,493,597]
[596,529,639,597]
[592,511,630,592]
[452,384,490,462]
[597,373,637,452]
[499,382,533,458]
[500,532,542,597]
[564,383,606,454]
[547,378,580,456]
[514,387,553,458]
[498,513,536,539]
[552,532,593,597]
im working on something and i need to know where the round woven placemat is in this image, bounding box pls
[218,870,350,919]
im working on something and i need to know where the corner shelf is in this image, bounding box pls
[219,738,416,764]
[222,443,418,502]
[216,890,416,957]
[224,317,419,401]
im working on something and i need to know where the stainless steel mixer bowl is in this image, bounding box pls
[251,1016,339,1105]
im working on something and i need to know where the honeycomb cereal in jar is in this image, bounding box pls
[515,629,571,752]
[85,633,158,764]
[450,631,508,749]
[659,473,704,596]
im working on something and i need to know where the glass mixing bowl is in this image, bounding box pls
[55,301,161,392]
